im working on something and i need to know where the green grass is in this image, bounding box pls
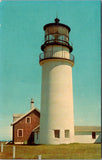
[0,143,101,159]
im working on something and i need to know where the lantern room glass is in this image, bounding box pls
[45,25,69,43]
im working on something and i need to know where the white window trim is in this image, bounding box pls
[17,129,23,137]
[25,116,31,124]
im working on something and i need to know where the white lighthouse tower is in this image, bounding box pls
[39,18,75,144]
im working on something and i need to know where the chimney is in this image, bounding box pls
[31,98,34,110]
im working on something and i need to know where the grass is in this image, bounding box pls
[0,143,101,159]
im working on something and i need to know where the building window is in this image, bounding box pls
[65,130,70,138]
[17,129,23,137]
[26,117,31,123]
[54,130,60,138]
[92,132,96,139]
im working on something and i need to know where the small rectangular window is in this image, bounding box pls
[54,130,60,138]
[65,130,70,138]
[92,132,96,139]
[17,129,23,137]
[26,117,31,123]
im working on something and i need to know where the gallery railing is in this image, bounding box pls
[39,51,74,63]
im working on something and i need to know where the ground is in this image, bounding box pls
[0,143,101,159]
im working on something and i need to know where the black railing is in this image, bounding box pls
[41,39,73,53]
[45,39,69,45]
[39,51,74,63]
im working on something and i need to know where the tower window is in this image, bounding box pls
[65,130,70,138]
[17,129,23,137]
[54,130,60,138]
[92,132,96,139]
[26,117,31,123]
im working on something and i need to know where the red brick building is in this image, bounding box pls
[11,106,40,144]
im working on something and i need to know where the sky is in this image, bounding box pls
[0,0,101,140]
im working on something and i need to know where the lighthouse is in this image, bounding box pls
[39,18,75,144]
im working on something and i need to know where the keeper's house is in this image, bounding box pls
[11,99,40,144]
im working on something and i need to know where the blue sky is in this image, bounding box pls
[0,0,101,140]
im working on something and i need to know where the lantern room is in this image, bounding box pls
[41,18,73,53]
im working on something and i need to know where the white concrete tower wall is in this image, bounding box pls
[44,45,70,59]
[40,56,74,144]
[39,18,75,144]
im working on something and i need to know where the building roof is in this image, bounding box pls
[13,113,24,117]
[32,125,101,133]
[11,107,40,126]
[13,113,25,122]
[43,18,71,32]
[32,125,40,132]
[74,126,101,133]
